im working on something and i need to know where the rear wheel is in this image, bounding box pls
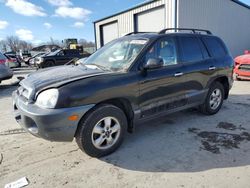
[75,104,127,157]
[199,82,224,115]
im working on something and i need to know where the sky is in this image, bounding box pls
[0,0,249,46]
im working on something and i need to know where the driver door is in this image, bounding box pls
[138,37,188,118]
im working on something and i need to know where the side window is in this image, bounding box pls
[57,51,65,56]
[179,36,203,62]
[145,38,177,66]
[202,37,227,58]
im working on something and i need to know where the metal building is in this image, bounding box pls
[94,0,250,57]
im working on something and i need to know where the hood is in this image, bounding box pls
[234,54,250,64]
[20,65,109,94]
[45,53,56,57]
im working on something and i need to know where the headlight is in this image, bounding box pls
[36,57,44,64]
[36,89,59,109]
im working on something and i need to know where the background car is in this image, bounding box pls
[0,52,13,83]
[4,54,20,68]
[234,50,250,80]
[28,52,46,66]
[5,53,23,67]
[36,49,90,68]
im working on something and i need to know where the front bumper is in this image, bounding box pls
[234,66,250,78]
[13,91,94,142]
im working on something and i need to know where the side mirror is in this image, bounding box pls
[244,50,250,55]
[144,58,163,69]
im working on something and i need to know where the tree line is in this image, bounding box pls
[0,36,33,52]
[0,36,95,53]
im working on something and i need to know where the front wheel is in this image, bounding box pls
[41,61,55,68]
[199,82,225,115]
[75,104,127,157]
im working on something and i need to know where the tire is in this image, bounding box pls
[199,82,225,115]
[236,76,242,81]
[42,60,55,68]
[75,104,127,157]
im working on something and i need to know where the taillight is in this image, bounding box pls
[0,59,6,64]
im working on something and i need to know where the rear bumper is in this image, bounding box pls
[12,91,94,142]
[0,65,13,81]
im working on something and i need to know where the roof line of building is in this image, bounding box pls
[94,0,250,24]
[93,0,158,23]
[231,0,250,9]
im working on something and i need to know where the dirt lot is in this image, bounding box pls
[0,67,250,188]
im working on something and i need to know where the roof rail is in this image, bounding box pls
[125,32,154,36]
[159,28,212,35]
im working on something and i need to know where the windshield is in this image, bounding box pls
[83,38,148,71]
[48,49,61,56]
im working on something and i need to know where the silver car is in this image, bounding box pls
[0,52,13,83]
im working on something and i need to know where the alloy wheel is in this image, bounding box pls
[91,117,121,150]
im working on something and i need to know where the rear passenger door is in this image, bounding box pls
[177,35,215,105]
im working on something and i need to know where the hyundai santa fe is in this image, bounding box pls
[13,28,234,157]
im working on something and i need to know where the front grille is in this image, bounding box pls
[239,64,250,72]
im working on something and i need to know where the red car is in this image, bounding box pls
[234,50,250,80]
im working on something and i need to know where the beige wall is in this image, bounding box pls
[94,0,174,49]
[178,0,250,57]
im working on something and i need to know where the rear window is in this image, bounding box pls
[179,36,203,62]
[202,37,227,57]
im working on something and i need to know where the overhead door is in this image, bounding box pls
[135,6,165,32]
[101,21,118,46]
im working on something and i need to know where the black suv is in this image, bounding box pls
[13,28,234,157]
[36,49,90,68]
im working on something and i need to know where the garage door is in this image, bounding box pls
[135,7,165,32]
[101,21,118,45]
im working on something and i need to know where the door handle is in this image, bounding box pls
[209,66,216,70]
[174,72,184,77]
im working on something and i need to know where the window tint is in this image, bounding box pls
[199,40,209,59]
[145,38,177,66]
[203,37,226,57]
[179,36,203,62]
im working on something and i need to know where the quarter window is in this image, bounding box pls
[179,37,203,62]
[203,37,227,57]
[145,38,177,66]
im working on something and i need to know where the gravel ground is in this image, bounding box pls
[0,67,250,188]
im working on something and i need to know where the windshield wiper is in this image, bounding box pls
[84,64,111,71]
